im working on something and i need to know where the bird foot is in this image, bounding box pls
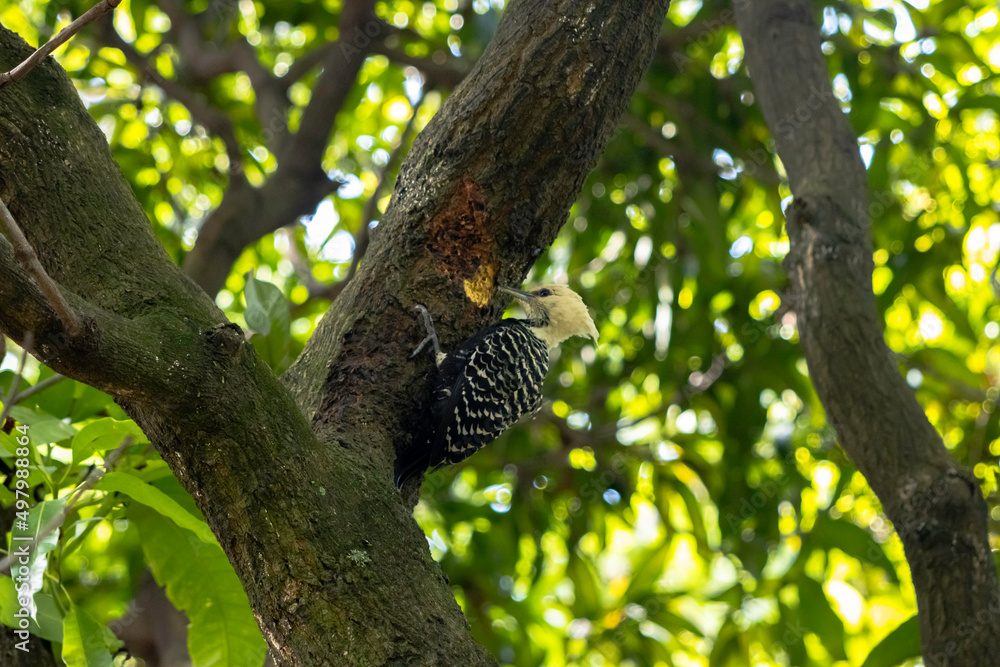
[410,305,442,360]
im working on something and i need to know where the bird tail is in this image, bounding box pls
[394,443,431,489]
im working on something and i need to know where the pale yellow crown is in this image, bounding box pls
[501,284,599,349]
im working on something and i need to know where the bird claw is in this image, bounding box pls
[410,305,442,359]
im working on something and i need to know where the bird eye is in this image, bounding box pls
[537,288,552,297]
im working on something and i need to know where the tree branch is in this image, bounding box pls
[735,1,1000,663]
[0,0,121,90]
[0,353,65,415]
[0,0,672,660]
[180,1,377,296]
[0,197,81,337]
[281,0,674,483]
[655,10,736,67]
[636,84,782,185]
[277,0,377,169]
[156,0,269,83]
[0,624,59,667]
[0,235,215,403]
[155,0,287,148]
[282,41,338,86]
[10,373,66,403]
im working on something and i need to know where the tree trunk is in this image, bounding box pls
[735,2,1000,664]
[0,0,670,663]
[0,626,58,667]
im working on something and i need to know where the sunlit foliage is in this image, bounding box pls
[2,0,999,664]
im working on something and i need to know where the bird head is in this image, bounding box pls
[498,284,599,348]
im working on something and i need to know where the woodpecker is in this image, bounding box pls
[394,285,599,488]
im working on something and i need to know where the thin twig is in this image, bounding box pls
[13,374,67,403]
[0,0,122,90]
[0,436,133,575]
[0,197,82,337]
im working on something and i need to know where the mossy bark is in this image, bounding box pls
[0,0,670,664]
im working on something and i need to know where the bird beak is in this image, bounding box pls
[497,286,536,303]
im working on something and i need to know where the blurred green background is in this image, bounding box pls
[1,0,999,665]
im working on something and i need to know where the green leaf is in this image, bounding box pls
[71,417,146,463]
[625,545,668,599]
[7,406,77,445]
[909,347,984,392]
[811,515,899,582]
[62,605,114,667]
[798,578,846,660]
[0,577,64,643]
[778,601,809,666]
[9,498,66,599]
[0,575,22,627]
[244,273,289,337]
[6,405,50,425]
[860,615,921,667]
[130,505,267,667]
[70,384,118,422]
[670,476,713,558]
[0,430,16,456]
[567,552,604,617]
[31,592,65,644]
[953,95,1000,114]
[709,614,748,666]
[96,471,216,544]
[648,605,703,636]
[30,371,74,419]
[244,273,291,372]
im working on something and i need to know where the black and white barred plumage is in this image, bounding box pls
[393,321,549,486]
[395,285,598,489]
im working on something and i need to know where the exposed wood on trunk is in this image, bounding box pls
[0,0,671,663]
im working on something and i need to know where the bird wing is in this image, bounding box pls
[430,322,549,468]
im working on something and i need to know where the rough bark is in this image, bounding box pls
[735,1,1000,664]
[0,626,58,667]
[0,0,670,664]
[282,0,672,454]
